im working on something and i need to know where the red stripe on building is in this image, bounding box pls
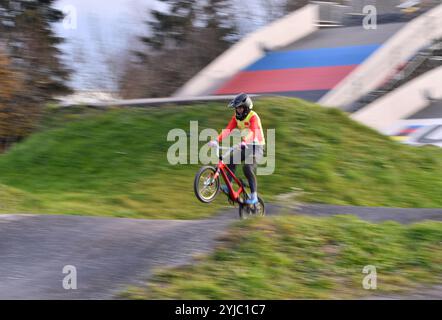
[215,65,357,94]
[399,128,418,135]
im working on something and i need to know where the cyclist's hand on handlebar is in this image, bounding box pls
[236,141,248,150]
[207,140,218,148]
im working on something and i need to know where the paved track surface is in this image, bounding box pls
[0,204,441,299]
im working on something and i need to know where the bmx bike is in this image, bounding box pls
[194,142,265,220]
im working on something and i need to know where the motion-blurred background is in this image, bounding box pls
[1,0,442,300]
[1,0,441,153]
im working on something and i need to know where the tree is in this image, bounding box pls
[0,53,20,101]
[120,0,238,98]
[0,51,30,152]
[0,0,71,151]
[0,0,71,99]
[140,0,198,52]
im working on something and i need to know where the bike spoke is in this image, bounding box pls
[198,170,217,200]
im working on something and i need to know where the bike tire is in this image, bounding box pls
[194,166,220,203]
[239,196,266,220]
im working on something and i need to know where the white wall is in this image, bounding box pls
[388,118,442,147]
[351,66,442,133]
[319,3,442,108]
[174,4,319,97]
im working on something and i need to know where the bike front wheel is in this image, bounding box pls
[194,166,220,203]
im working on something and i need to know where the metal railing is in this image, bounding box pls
[58,94,263,108]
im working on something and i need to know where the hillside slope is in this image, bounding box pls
[0,98,441,218]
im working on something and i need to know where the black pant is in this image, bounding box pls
[226,145,264,194]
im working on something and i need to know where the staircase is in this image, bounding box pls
[346,38,442,113]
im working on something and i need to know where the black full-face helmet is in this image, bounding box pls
[228,93,253,121]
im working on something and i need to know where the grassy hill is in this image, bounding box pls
[123,215,442,299]
[0,97,442,218]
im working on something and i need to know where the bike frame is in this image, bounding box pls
[211,144,247,203]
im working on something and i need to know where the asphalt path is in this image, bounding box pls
[0,204,441,299]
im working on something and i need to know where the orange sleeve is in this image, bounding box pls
[217,115,237,143]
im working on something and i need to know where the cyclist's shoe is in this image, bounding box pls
[220,184,229,195]
[244,194,258,205]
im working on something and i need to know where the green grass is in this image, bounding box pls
[0,97,442,218]
[123,215,442,299]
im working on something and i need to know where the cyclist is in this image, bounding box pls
[208,93,265,205]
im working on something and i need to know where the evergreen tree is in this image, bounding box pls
[0,0,71,151]
[0,0,71,99]
[140,0,198,52]
[121,0,237,98]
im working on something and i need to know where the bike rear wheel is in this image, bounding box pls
[194,166,220,203]
[239,196,265,220]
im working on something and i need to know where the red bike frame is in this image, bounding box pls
[212,144,247,203]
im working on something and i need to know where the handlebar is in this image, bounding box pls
[217,145,235,159]
[209,141,244,159]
